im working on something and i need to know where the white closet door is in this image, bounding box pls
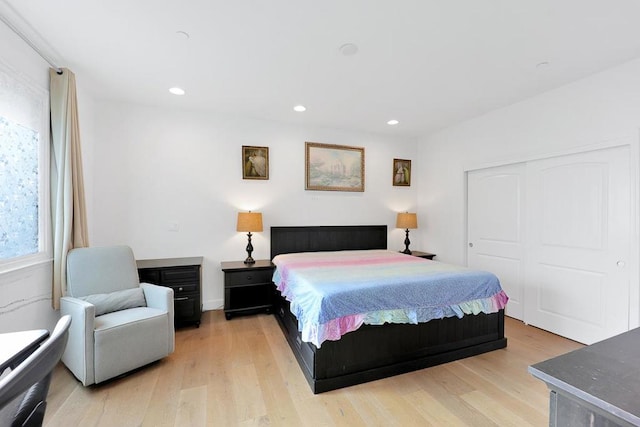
[468,163,526,320]
[524,146,630,344]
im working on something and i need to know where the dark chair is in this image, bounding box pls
[0,315,71,427]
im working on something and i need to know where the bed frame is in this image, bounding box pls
[270,225,507,394]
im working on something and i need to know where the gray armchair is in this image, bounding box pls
[60,246,174,386]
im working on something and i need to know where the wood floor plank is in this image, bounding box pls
[141,357,184,426]
[444,362,548,426]
[460,389,534,427]
[175,385,207,427]
[231,364,267,421]
[44,311,584,426]
[337,389,393,426]
[205,364,240,426]
[404,388,468,426]
[250,323,304,426]
[354,377,430,426]
[418,372,499,427]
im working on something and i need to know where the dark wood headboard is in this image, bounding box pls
[270,225,388,259]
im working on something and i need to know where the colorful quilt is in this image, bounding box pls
[272,250,508,347]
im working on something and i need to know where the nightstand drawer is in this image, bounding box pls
[138,269,160,284]
[174,294,199,322]
[225,269,273,287]
[169,283,198,295]
[161,266,199,284]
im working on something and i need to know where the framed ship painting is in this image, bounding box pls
[305,142,364,192]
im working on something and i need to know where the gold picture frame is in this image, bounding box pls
[393,158,411,186]
[305,142,365,192]
[242,146,269,180]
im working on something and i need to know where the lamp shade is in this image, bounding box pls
[396,212,418,229]
[237,212,263,232]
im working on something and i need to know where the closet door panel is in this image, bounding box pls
[524,146,630,344]
[468,163,526,320]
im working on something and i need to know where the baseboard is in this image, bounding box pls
[202,298,223,311]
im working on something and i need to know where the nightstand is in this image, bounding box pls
[221,260,274,320]
[137,257,203,328]
[409,251,436,260]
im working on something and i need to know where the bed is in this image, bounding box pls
[271,225,507,394]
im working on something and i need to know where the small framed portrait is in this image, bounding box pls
[242,146,269,180]
[393,159,411,186]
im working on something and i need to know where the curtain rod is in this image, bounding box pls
[0,12,62,74]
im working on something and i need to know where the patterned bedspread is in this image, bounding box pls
[272,250,508,347]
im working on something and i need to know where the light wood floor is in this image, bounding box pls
[43,311,582,426]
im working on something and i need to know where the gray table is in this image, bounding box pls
[0,329,49,375]
[529,328,640,426]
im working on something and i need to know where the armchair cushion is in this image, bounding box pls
[93,307,170,384]
[77,288,146,316]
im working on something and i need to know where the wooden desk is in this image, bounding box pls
[529,328,640,426]
[0,329,49,375]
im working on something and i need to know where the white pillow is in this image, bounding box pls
[78,287,147,316]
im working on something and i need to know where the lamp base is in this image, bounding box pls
[244,232,255,264]
[402,228,412,255]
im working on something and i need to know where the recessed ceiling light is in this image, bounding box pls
[293,105,306,112]
[169,87,185,95]
[387,119,399,125]
[339,43,359,56]
[176,30,190,40]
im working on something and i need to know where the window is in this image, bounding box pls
[0,116,39,258]
[0,60,50,272]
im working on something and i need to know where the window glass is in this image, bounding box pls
[0,115,40,258]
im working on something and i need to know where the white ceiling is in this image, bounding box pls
[4,0,640,138]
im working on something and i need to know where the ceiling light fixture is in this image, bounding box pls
[169,87,185,95]
[339,43,359,56]
[387,119,399,125]
[176,30,190,40]
[293,105,306,112]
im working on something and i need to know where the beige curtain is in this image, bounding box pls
[50,68,89,309]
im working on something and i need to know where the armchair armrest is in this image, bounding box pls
[60,296,96,386]
[140,283,173,311]
[140,283,175,353]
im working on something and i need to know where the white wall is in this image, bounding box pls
[417,58,640,324]
[89,101,419,309]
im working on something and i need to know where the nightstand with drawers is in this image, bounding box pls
[137,257,203,327]
[221,260,274,320]
[409,251,436,260]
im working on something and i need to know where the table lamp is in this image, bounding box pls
[237,211,263,264]
[396,212,418,255]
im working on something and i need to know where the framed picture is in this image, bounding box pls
[306,142,365,192]
[393,158,411,186]
[242,146,269,180]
